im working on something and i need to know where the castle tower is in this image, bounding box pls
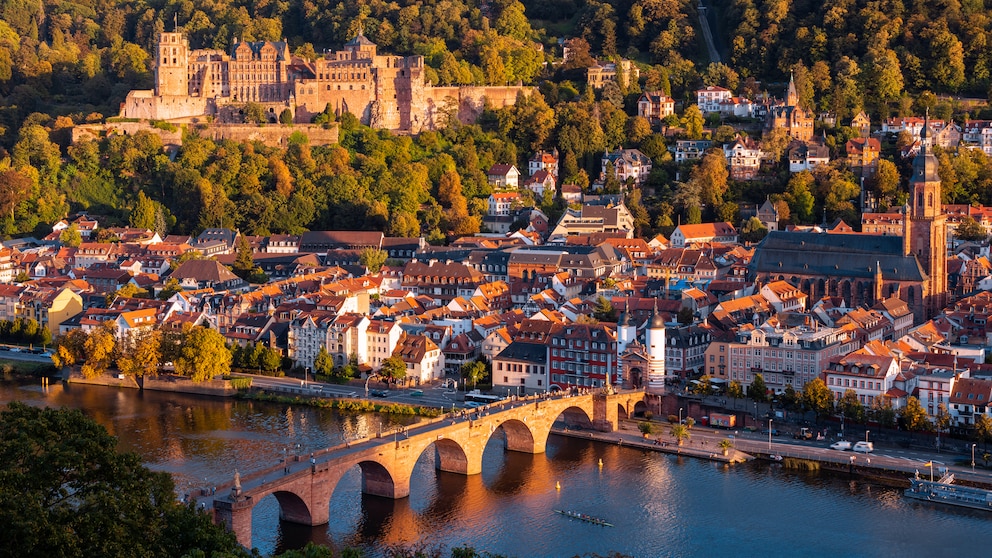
[155,32,189,97]
[905,112,948,319]
[645,299,667,389]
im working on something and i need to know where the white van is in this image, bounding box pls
[853,441,874,453]
[829,441,852,451]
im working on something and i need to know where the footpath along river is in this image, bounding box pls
[3,381,992,557]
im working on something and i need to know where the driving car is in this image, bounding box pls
[853,441,874,453]
[370,389,388,397]
[830,440,852,451]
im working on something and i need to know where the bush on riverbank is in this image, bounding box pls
[0,358,58,379]
[783,458,820,471]
[239,391,445,418]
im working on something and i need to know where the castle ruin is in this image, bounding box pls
[120,31,532,133]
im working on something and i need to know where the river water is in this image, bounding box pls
[3,381,991,557]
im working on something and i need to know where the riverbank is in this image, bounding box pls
[64,369,238,397]
[239,390,445,418]
[555,426,753,464]
[595,419,992,491]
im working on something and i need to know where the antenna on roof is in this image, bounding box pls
[174,12,179,33]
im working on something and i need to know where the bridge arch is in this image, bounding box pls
[268,489,313,525]
[434,437,470,474]
[358,459,400,499]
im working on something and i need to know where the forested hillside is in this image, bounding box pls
[717,0,992,110]
[0,0,991,242]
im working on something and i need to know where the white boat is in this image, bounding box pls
[905,472,992,512]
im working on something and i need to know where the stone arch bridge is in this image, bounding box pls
[213,390,648,547]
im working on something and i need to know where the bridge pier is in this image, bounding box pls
[214,496,255,549]
[592,394,619,432]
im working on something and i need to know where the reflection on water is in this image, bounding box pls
[4,381,992,557]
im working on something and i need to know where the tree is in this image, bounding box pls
[593,296,617,322]
[279,108,294,124]
[802,378,833,421]
[175,325,232,382]
[380,355,407,384]
[868,159,901,210]
[786,171,816,224]
[694,374,713,396]
[461,359,487,389]
[748,374,768,402]
[780,384,799,411]
[975,414,992,449]
[838,389,865,424]
[157,277,182,301]
[359,247,388,274]
[0,169,32,221]
[51,329,87,370]
[900,396,932,432]
[638,421,654,436]
[232,234,254,279]
[129,191,157,230]
[59,224,82,247]
[871,396,897,428]
[314,346,334,378]
[680,105,704,140]
[669,423,690,446]
[0,402,245,558]
[955,216,988,241]
[243,102,266,124]
[81,322,117,378]
[741,217,768,243]
[116,329,161,378]
[677,306,694,325]
[689,149,729,208]
[727,380,744,400]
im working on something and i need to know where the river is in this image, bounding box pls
[3,381,991,557]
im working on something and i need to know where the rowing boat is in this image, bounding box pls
[554,509,614,527]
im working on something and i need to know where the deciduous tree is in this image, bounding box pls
[175,325,231,382]
[900,396,932,432]
[802,378,833,420]
[0,402,246,558]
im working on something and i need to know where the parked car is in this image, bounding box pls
[853,441,874,453]
[830,441,852,451]
[793,428,814,440]
[761,428,781,436]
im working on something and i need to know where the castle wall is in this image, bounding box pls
[427,86,533,126]
[201,123,339,147]
[121,90,210,121]
[72,122,338,149]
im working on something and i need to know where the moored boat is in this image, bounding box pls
[904,472,992,512]
[554,509,614,527]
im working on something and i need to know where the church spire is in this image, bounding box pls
[786,71,798,107]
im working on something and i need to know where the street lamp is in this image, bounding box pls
[866,430,870,444]
[768,419,773,451]
[973,444,977,472]
[304,367,310,387]
[679,407,684,425]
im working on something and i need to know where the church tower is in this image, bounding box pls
[786,71,798,108]
[645,299,667,389]
[155,32,189,97]
[904,113,948,319]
